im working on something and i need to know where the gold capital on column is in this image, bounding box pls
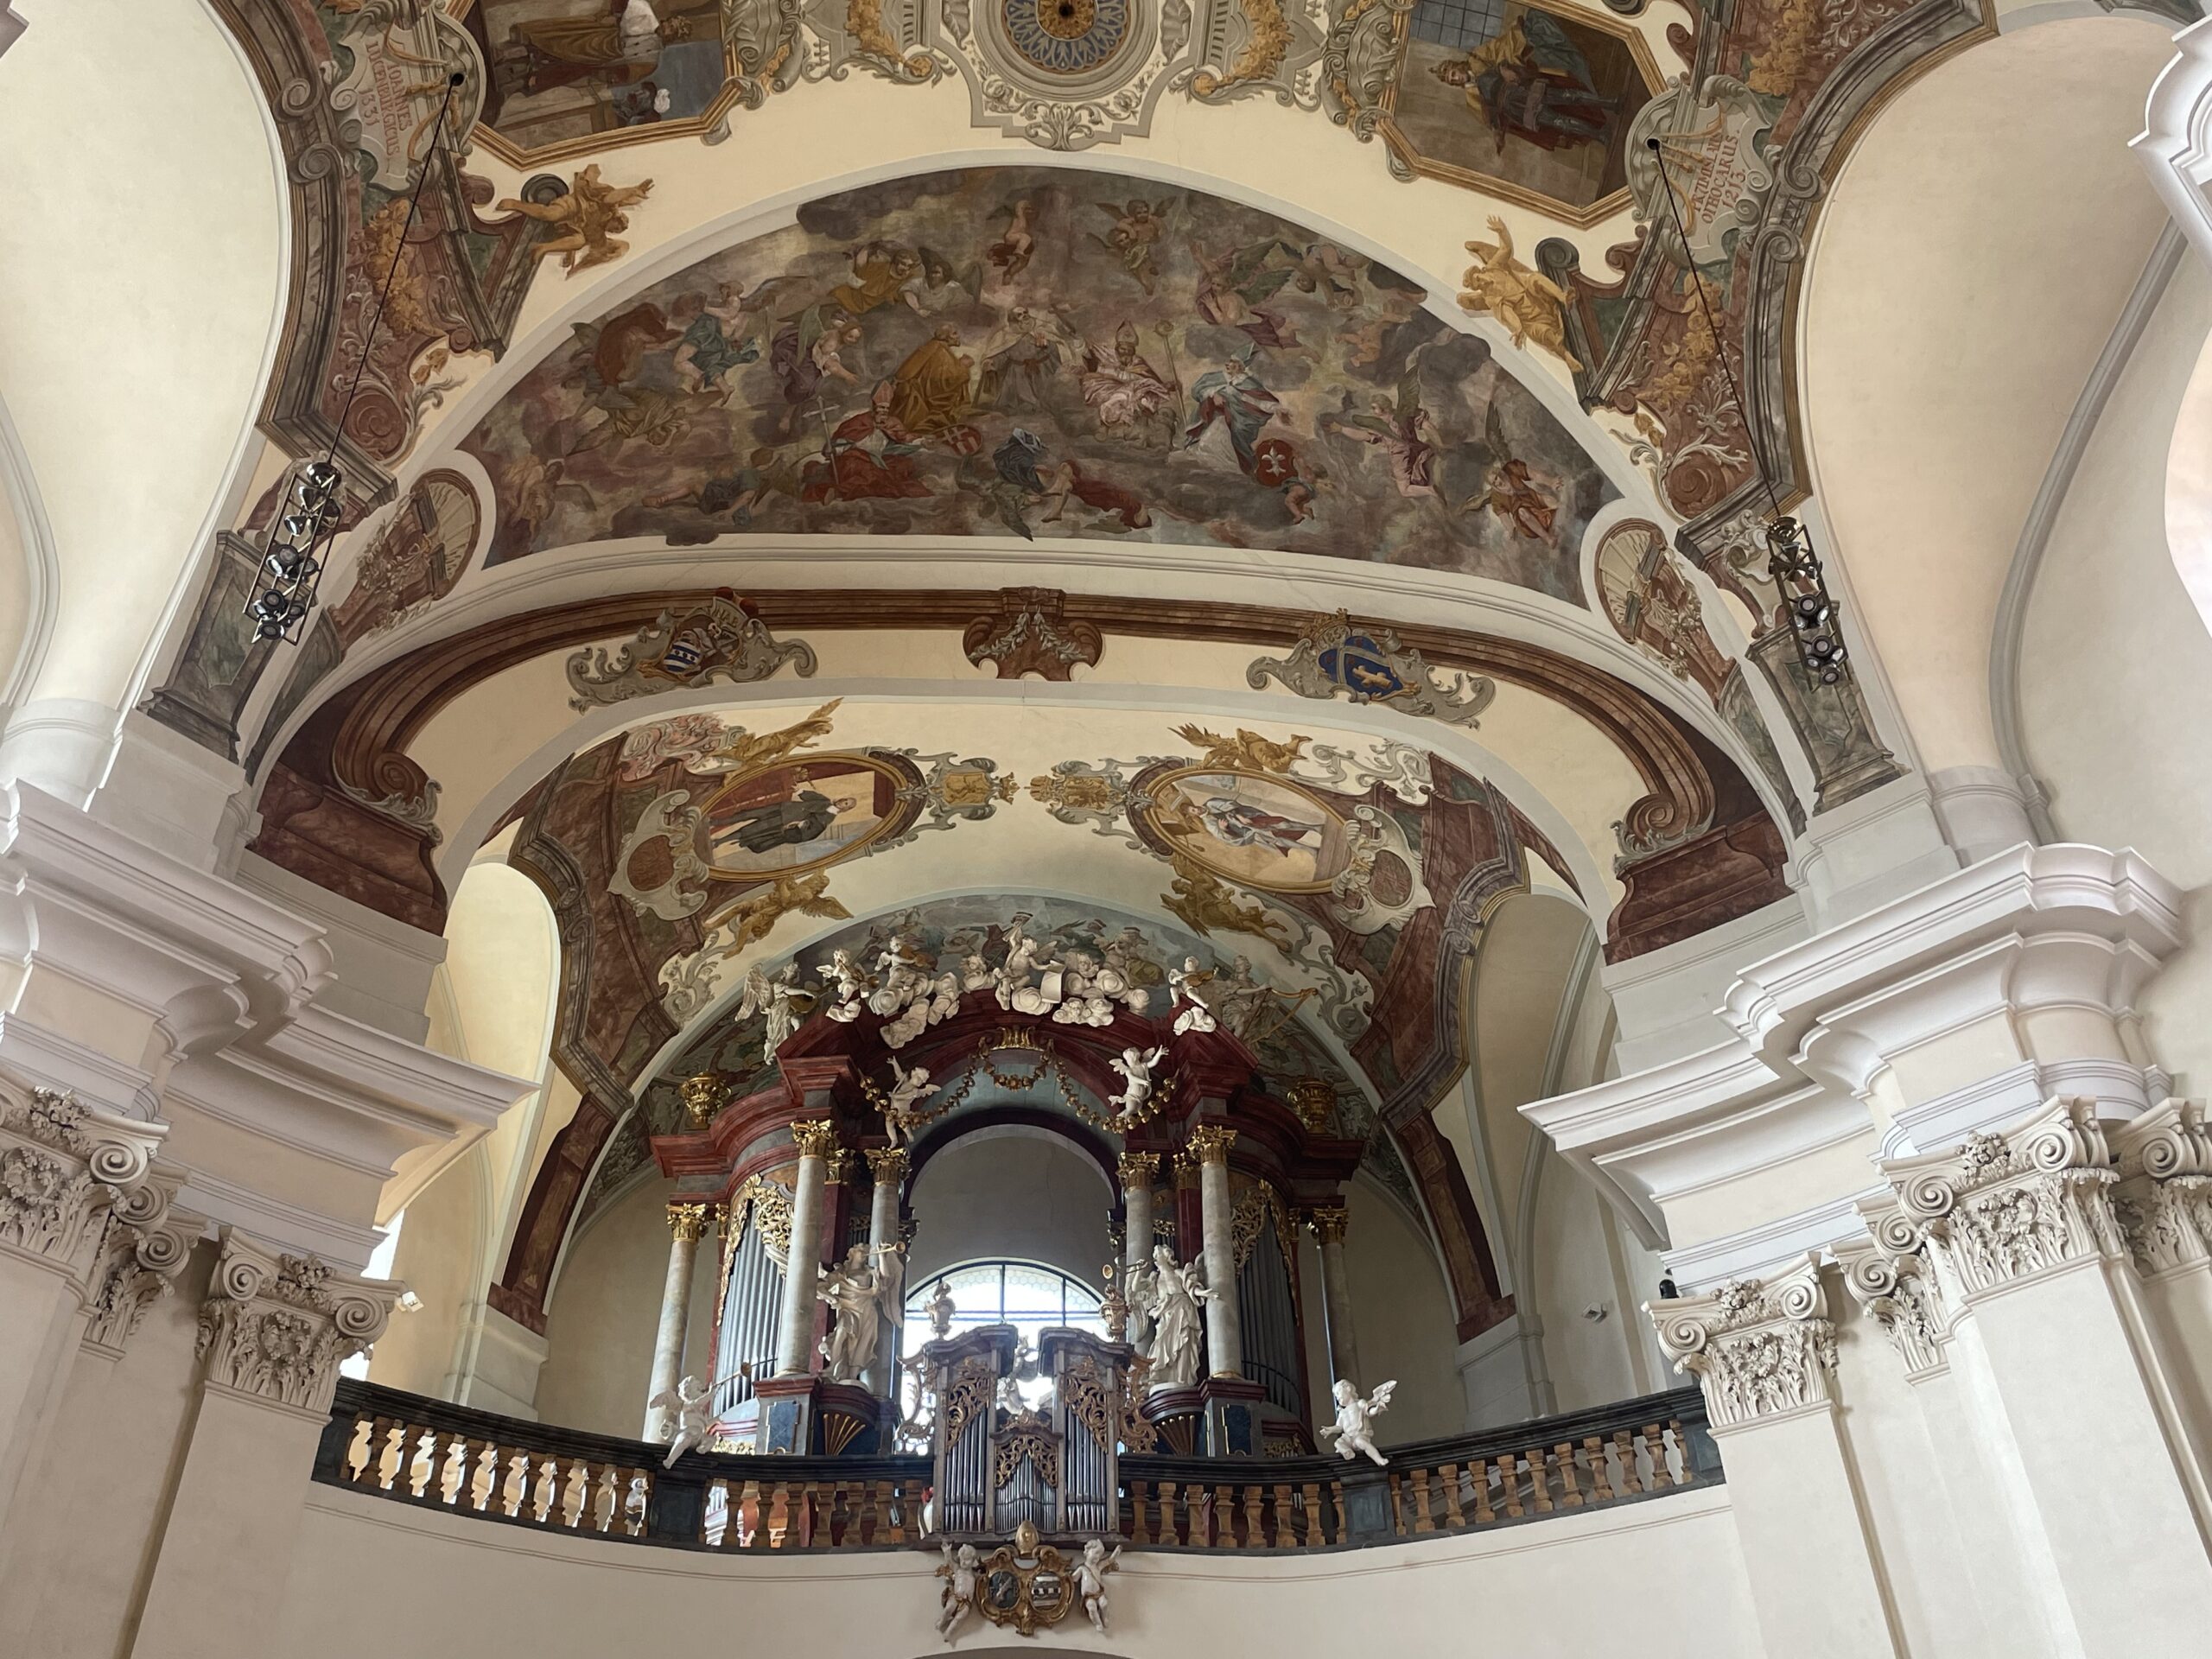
[666,1200,713,1242]
[791,1118,839,1159]
[679,1071,730,1130]
[825,1147,854,1184]
[1306,1204,1350,1244]
[866,1147,909,1184]
[1186,1125,1237,1166]
[1117,1151,1160,1185]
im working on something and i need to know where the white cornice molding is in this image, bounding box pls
[2138,22,2212,271]
[1528,844,2185,1261]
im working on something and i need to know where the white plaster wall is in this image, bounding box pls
[277,1480,1761,1659]
[535,1176,722,1436]
[1344,1180,1462,1441]
[2017,257,2212,1094]
[0,0,283,709]
[907,1128,1115,1287]
[1802,16,2178,771]
[1529,1161,1662,1411]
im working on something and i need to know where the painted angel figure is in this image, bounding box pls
[1077,1539,1122,1632]
[1319,1377,1397,1466]
[1108,1045,1166,1126]
[883,1057,940,1142]
[823,948,869,1021]
[735,961,814,1055]
[937,1541,982,1641]
[1168,956,1218,1034]
[647,1373,715,1467]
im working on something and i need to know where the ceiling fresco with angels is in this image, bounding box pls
[461,167,1615,601]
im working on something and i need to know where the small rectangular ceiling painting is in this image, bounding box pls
[1382,0,1656,217]
[465,0,732,152]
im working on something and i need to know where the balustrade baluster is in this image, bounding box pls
[1639,1423,1672,1488]
[1611,1430,1643,1495]
[1210,1484,1230,1547]
[1437,1462,1466,1529]
[1554,1442,1582,1507]
[429,1431,464,1503]
[1270,1482,1294,1547]
[1582,1434,1616,1502]
[1157,1481,1178,1546]
[1498,1454,1524,1519]
[1129,1481,1152,1545]
[1409,1467,1435,1534]
[1242,1483,1262,1546]
[1300,1480,1325,1547]
[352,1415,392,1487]
[1329,1478,1348,1544]
[1465,1458,1493,1524]
[1528,1447,1555,1513]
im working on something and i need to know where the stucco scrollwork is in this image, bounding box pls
[2111,1098,2212,1278]
[1648,1254,1837,1430]
[1835,1197,1949,1380]
[0,1083,165,1273]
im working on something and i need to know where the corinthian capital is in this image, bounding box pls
[82,1165,200,1354]
[2110,1098,2212,1276]
[1648,1253,1838,1431]
[791,1119,839,1160]
[1186,1126,1237,1167]
[1835,1195,1949,1379]
[195,1230,400,1415]
[1882,1096,2124,1300]
[0,1079,166,1276]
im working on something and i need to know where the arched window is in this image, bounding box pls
[899,1260,1105,1412]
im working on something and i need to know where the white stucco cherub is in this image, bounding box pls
[647,1373,715,1467]
[1076,1538,1122,1632]
[824,948,868,1021]
[1319,1377,1396,1466]
[1107,1044,1166,1126]
[937,1541,982,1641]
[1168,956,1217,1034]
[883,1056,940,1141]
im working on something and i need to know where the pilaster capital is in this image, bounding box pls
[866,1146,909,1185]
[679,1071,731,1130]
[1186,1126,1237,1167]
[1116,1151,1160,1186]
[1306,1204,1351,1244]
[1882,1096,2125,1300]
[83,1168,202,1354]
[2110,1098,2212,1277]
[1835,1196,1949,1379]
[665,1200,714,1243]
[0,1077,168,1277]
[194,1228,400,1415]
[1647,1252,1839,1430]
[791,1119,838,1160]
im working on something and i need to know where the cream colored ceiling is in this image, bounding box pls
[1801,15,2180,774]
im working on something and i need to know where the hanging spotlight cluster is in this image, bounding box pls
[245,461,342,643]
[1763,516,1847,684]
[1645,137,1851,687]
[243,70,464,645]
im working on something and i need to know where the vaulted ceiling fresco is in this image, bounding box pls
[461,167,1613,598]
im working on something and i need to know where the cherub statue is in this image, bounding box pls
[646,1374,715,1467]
[996,915,1060,1014]
[1458,214,1581,370]
[1076,1538,1122,1632]
[925,1278,957,1337]
[734,961,814,1055]
[1122,1256,1157,1357]
[882,1057,940,1142]
[1052,948,1119,1027]
[937,1541,982,1641]
[1108,1045,1167,1126]
[1168,956,1217,1034]
[1319,1377,1397,1466]
[823,949,868,1021]
[499,164,656,276]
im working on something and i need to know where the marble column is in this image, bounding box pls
[774,1121,837,1377]
[1307,1204,1362,1389]
[643,1200,713,1440]
[864,1147,906,1397]
[1119,1152,1158,1273]
[1190,1127,1243,1381]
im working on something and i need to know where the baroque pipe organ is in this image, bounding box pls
[638,965,1373,1467]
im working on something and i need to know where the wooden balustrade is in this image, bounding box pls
[316,1380,928,1551]
[1120,1388,1719,1550]
[318,1380,1716,1554]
